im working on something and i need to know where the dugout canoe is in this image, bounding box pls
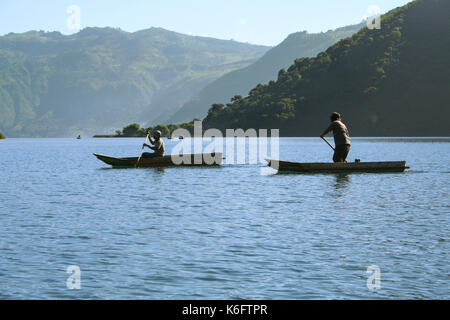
[266,159,409,173]
[94,153,222,168]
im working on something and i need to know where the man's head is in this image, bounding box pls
[153,130,162,139]
[330,112,341,122]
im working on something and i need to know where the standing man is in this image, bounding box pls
[320,112,351,163]
[142,130,165,158]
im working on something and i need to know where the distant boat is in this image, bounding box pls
[94,153,222,168]
[266,159,409,173]
[77,135,81,139]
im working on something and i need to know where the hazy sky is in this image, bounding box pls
[0,0,412,46]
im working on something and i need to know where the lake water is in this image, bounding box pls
[0,137,448,299]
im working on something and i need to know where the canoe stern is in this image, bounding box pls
[266,159,409,173]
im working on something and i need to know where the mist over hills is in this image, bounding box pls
[166,23,364,124]
[0,27,269,137]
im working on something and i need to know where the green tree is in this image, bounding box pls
[231,95,243,103]
[154,125,170,137]
[122,123,140,137]
[208,104,224,117]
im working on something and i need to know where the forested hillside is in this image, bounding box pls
[0,27,269,137]
[203,0,450,136]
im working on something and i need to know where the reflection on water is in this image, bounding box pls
[334,173,351,190]
[99,166,167,173]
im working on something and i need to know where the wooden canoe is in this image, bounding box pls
[266,159,409,173]
[94,153,223,168]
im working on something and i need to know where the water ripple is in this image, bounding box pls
[0,138,448,299]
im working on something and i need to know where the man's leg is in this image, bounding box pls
[333,148,341,163]
[333,145,350,163]
[142,153,159,159]
[342,145,350,162]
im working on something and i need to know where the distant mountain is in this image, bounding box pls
[0,27,269,137]
[166,23,364,124]
[203,0,450,137]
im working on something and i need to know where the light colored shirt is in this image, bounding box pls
[153,139,165,156]
[323,120,351,146]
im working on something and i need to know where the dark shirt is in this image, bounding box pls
[323,120,351,146]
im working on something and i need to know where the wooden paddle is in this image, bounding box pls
[321,136,335,151]
[136,133,150,168]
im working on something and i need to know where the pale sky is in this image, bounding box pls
[0,0,412,46]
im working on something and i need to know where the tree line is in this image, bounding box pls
[95,121,199,138]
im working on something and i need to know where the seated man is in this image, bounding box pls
[320,112,351,163]
[142,130,165,158]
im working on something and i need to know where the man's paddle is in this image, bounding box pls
[321,136,335,151]
[136,133,150,168]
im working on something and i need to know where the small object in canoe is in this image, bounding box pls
[266,159,410,173]
[94,153,222,168]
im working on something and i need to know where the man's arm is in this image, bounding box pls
[320,123,334,138]
[143,132,156,149]
[143,143,158,151]
[148,134,155,145]
[144,137,162,151]
[145,145,157,151]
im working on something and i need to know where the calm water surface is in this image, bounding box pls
[0,137,448,299]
